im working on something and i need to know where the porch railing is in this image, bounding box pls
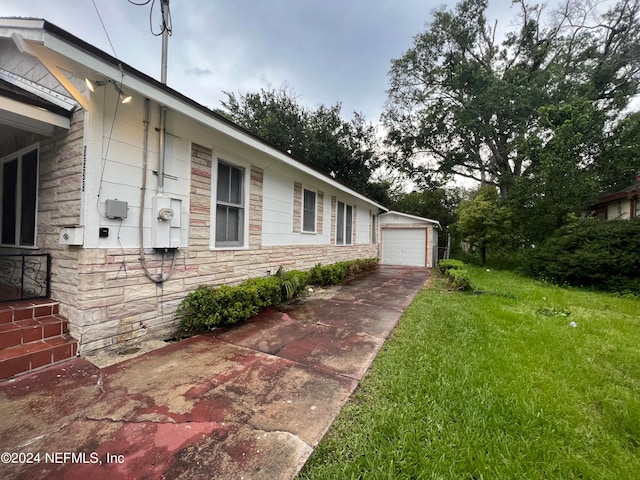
[0,253,51,303]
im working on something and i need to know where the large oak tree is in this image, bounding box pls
[383,0,640,204]
[219,87,389,204]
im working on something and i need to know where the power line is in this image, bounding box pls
[90,0,118,58]
[128,0,172,37]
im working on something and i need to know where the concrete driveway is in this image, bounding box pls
[0,266,430,479]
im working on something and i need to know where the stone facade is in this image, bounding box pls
[33,142,377,353]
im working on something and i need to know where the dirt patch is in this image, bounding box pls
[84,338,171,368]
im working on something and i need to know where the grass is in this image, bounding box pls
[297,266,640,479]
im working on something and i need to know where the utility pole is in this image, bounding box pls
[158,0,170,191]
[160,0,170,85]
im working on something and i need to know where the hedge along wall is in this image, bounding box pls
[177,258,379,338]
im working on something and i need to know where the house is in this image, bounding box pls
[379,211,440,268]
[0,18,389,375]
[589,174,640,220]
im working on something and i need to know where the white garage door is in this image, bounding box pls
[382,228,426,267]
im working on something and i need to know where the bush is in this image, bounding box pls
[437,259,473,291]
[243,276,283,308]
[177,258,379,338]
[525,218,640,293]
[309,263,347,286]
[447,268,473,291]
[308,258,379,286]
[177,284,261,337]
[438,259,465,273]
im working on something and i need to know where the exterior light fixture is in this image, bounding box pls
[85,78,132,103]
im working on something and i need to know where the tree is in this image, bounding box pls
[219,87,388,203]
[391,186,463,229]
[383,0,640,201]
[456,185,514,264]
[592,111,640,191]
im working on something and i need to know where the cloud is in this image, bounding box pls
[185,66,214,76]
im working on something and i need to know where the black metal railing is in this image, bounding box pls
[0,253,51,302]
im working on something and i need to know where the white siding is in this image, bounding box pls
[84,89,190,249]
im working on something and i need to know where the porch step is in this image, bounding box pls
[0,300,78,380]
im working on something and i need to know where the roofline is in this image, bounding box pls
[0,17,387,211]
[381,210,441,228]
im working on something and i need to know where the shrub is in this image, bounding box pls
[243,276,283,308]
[447,268,473,291]
[525,219,640,293]
[177,258,379,338]
[276,267,310,300]
[437,259,473,291]
[309,263,347,286]
[309,258,379,286]
[177,284,261,337]
[438,259,465,273]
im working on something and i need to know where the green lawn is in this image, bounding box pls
[297,266,640,479]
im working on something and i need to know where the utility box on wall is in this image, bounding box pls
[152,196,182,249]
[59,226,84,245]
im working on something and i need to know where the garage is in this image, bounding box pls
[379,211,440,268]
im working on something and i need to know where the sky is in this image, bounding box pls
[0,0,523,123]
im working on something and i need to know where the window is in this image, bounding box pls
[1,147,38,247]
[303,189,316,232]
[371,213,377,244]
[215,161,244,247]
[336,201,353,245]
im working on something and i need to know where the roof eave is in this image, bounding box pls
[13,18,387,211]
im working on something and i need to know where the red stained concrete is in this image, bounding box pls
[0,266,429,479]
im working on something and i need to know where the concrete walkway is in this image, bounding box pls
[0,266,430,480]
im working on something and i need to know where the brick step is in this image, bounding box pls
[0,335,78,379]
[0,314,69,349]
[0,299,78,379]
[0,299,59,324]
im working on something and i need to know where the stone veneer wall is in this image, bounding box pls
[67,143,379,353]
[0,110,85,316]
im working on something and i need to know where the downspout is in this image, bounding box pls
[140,0,176,284]
[158,105,166,193]
[140,98,176,283]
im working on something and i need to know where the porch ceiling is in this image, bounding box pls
[0,95,70,140]
[0,76,73,143]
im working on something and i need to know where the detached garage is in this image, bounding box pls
[380,211,440,268]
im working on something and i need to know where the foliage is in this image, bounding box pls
[437,258,465,273]
[276,267,309,300]
[177,284,261,338]
[438,259,473,291]
[242,276,283,308]
[525,218,640,293]
[390,185,466,247]
[177,258,379,337]
[456,185,515,264]
[309,263,348,286]
[299,267,640,479]
[592,111,640,192]
[383,0,640,241]
[219,87,389,204]
[308,258,379,287]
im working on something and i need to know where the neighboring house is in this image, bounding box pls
[0,18,388,370]
[589,174,640,220]
[379,211,440,268]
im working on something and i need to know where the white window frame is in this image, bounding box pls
[214,159,245,248]
[371,212,377,245]
[336,200,353,246]
[302,188,317,233]
[1,145,39,248]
